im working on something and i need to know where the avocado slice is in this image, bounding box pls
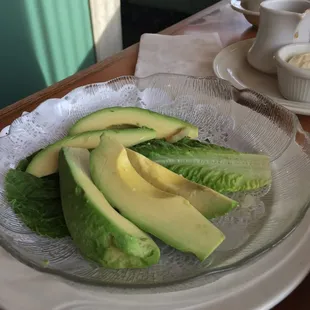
[90,136,225,261]
[26,128,156,178]
[59,147,160,269]
[165,127,192,143]
[68,107,198,139]
[126,149,238,219]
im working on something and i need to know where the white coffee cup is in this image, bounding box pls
[241,0,265,12]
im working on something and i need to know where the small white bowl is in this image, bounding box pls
[275,44,310,103]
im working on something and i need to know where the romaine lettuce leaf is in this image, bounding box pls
[131,138,271,193]
[5,169,69,238]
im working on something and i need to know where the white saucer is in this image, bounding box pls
[213,39,310,115]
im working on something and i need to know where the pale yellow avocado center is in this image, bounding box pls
[126,149,237,218]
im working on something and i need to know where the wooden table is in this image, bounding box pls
[0,1,309,309]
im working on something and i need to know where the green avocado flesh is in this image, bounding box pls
[26,128,156,178]
[90,136,225,261]
[126,149,238,219]
[68,107,198,139]
[58,147,160,269]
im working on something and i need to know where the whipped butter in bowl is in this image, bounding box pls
[275,44,310,103]
[288,53,310,69]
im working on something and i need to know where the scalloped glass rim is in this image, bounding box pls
[1,73,310,289]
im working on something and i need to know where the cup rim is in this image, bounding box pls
[260,0,310,15]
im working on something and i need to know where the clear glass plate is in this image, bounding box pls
[1,74,310,287]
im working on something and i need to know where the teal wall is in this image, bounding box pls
[0,0,96,108]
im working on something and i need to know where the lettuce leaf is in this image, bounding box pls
[5,169,69,238]
[131,138,272,193]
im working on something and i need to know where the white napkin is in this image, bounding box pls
[135,33,223,78]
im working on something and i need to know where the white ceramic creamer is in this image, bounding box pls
[247,0,310,74]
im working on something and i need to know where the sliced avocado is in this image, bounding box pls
[165,127,192,143]
[90,136,225,261]
[68,107,198,139]
[26,128,156,178]
[59,147,160,269]
[126,149,238,219]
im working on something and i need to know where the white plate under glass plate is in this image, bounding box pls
[1,197,310,310]
[1,74,310,309]
[213,39,310,115]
